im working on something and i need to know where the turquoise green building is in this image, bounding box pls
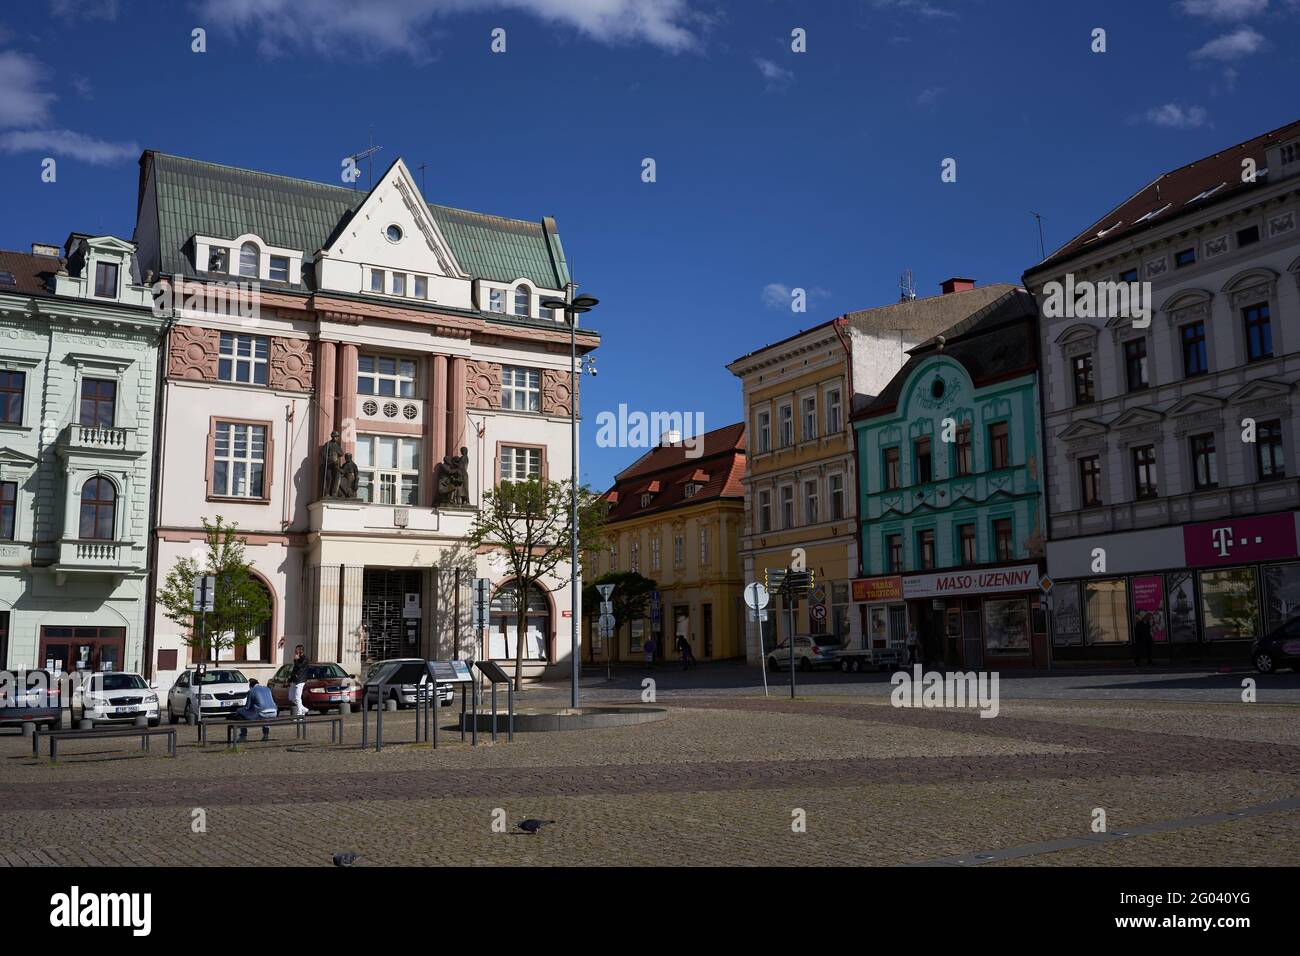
[853,289,1049,668]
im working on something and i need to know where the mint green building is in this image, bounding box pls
[853,289,1049,668]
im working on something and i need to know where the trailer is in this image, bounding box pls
[834,640,904,673]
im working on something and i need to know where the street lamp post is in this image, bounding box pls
[542,288,598,711]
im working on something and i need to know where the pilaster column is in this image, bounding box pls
[315,340,337,499]
[338,343,359,454]
[426,354,447,507]
[447,355,467,457]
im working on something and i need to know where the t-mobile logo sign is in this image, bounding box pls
[1185,514,1296,567]
[1211,526,1265,558]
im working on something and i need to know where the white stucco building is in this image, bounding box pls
[133,152,597,687]
[0,236,163,675]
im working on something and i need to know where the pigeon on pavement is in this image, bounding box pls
[516,819,555,834]
[332,852,360,867]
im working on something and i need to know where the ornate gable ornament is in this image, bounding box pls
[465,359,502,409]
[1053,322,1099,358]
[1110,407,1164,443]
[1167,392,1226,437]
[167,324,219,380]
[1057,418,1109,457]
[1227,378,1292,418]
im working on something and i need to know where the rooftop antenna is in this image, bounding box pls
[1031,211,1046,260]
[899,269,917,302]
[417,162,427,199]
[345,129,382,192]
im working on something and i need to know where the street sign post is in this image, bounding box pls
[745,581,771,698]
[743,581,769,611]
[596,583,616,601]
[190,575,216,728]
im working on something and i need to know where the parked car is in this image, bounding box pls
[362,658,453,709]
[1251,616,1300,673]
[766,636,842,672]
[267,662,360,713]
[166,668,250,723]
[80,672,160,727]
[0,668,63,731]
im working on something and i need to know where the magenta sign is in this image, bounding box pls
[1183,512,1298,568]
[1131,576,1168,643]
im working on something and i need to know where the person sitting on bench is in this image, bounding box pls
[235,679,279,742]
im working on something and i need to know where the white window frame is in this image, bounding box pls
[801,394,818,441]
[489,288,506,313]
[501,366,541,412]
[212,421,267,498]
[630,540,640,573]
[699,526,711,565]
[780,484,795,528]
[268,255,289,283]
[828,472,845,520]
[778,403,793,447]
[370,269,385,293]
[756,409,771,453]
[650,535,661,570]
[757,488,772,533]
[826,386,842,434]
[804,478,819,525]
[500,446,542,482]
[357,354,417,398]
[513,285,532,317]
[673,534,685,568]
[218,332,269,386]
[355,434,421,505]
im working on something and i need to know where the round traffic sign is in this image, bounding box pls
[744,582,770,610]
[810,604,827,621]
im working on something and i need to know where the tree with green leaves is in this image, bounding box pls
[583,570,657,653]
[467,478,606,690]
[155,516,273,661]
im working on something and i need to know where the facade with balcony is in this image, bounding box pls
[853,289,1048,669]
[0,236,163,675]
[137,151,597,687]
[1023,119,1300,664]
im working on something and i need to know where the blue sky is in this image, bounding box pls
[1,0,1297,488]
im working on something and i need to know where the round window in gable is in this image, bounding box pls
[930,378,946,401]
[385,224,403,243]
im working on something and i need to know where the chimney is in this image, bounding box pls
[31,243,61,258]
[659,430,682,447]
[940,277,976,295]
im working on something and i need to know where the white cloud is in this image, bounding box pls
[1138,103,1210,129]
[199,0,705,59]
[871,0,958,19]
[72,75,94,99]
[1190,25,1266,59]
[754,57,792,88]
[762,283,793,309]
[1178,0,1268,19]
[0,51,57,128]
[916,86,944,106]
[0,128,139,164]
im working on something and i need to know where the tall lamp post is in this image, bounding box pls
[542,288,598,710]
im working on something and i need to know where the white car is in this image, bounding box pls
[167,668,250,723]
[80,672,160,727]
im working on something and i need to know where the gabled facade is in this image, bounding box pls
[136,152,597,686]
[853,289,1048,668]
[0,237,164,674]
[1024,118,1300,663]
[583,424,747,662]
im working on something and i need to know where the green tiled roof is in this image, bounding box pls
[144,153,568,289]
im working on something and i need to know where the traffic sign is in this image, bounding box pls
[599,601,613,615]
[810,604,827,621]
[743,581,770,611]
[191,575,216,612]
[1038,575,1054,594]
[811,585,827,604]
[747,608,769,622]
[598,613,616,632]
[597,583,616,601]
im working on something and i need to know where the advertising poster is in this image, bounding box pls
[1131,575,1168,643]
[1052,582,1082,646]
[1166,572,1198,642]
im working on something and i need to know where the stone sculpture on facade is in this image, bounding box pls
[436,446,470,507]
[321,431,343,498]
[338,453,359,500]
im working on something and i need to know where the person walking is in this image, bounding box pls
[1132,612,1154,667]
[905,627,921,669]
[675,633,696,670]
[643,636,656,668]
[288,644,310,717]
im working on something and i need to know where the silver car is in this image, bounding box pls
[167,668,250,723]
[766,636,842,672]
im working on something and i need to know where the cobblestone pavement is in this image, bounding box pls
[0,692,1295,867]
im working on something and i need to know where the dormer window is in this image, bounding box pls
[641,493,653,508]
[489,288,505,312]
[370,269,385,293]
[93,261,119,298]
[414,276,427,298]
[208,247,228,273]
[684,483,700,498]
[239,242,259,278]
[269,255,289,282]
[392,273,406,296]
[513,285,531,317]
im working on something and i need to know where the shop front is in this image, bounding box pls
[854,563,1047,667]
[1046,510,1300,664]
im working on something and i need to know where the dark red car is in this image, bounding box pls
[266,662,360,713]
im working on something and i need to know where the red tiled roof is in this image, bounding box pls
[602,422,746,523]
[0,249,59,297]
[1037,118,1300,270]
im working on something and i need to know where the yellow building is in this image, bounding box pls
[583,423,747,663]
[728,280,1007,662]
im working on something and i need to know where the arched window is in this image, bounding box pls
[239,241,259,278]
[230,577,273,663]
[513,285,531,317]
[79,476,116,540]
[489,580,550,661]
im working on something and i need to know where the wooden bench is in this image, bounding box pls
[34,726,177,761]
[198,714,345,748]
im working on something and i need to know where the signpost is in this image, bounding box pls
[596,582,616,680]
[744,582,770,698]
[473,577,491,654]
[190,576,215,728]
